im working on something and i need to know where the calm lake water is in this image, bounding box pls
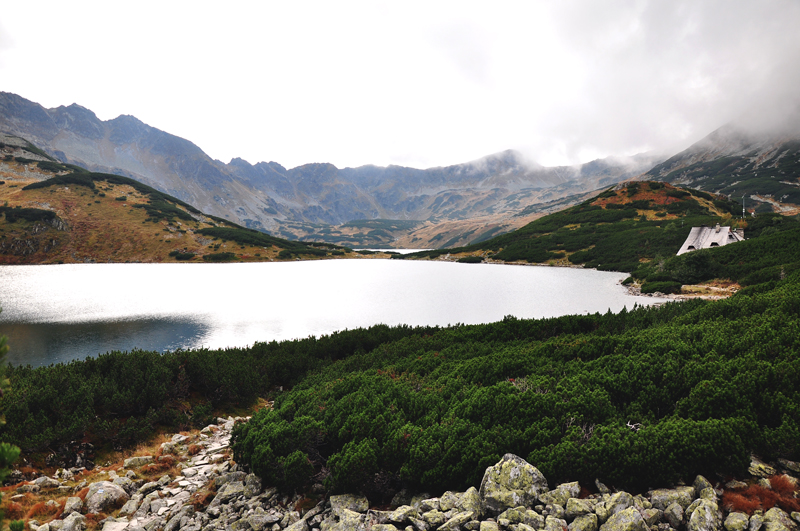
[0,260,668,368]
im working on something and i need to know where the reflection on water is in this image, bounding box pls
[0,260,669,368]
[2,319,209,368]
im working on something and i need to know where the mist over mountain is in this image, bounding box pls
[0,91,665,246]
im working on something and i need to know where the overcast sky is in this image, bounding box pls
[2,1,799,170]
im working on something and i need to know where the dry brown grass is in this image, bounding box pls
[187,444,202,456]
[722,475,800,515]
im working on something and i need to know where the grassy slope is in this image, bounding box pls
[0,159,356,264]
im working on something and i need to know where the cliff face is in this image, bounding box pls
[0,92,662,246]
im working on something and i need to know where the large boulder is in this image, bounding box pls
[479,454,549,514]
[84,481,130,514]
[599,507,647,531]
[61,513,86,531]
[725,513,750,531]
[330,494,369,514]
[123,456,154,468]
[763,508,797,531]
[570,514,599,531]
[540,482,581,506]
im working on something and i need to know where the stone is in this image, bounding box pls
[124,456,154,468]
[119,494,142,516]
[549,505,566,520]
[112,477,134,495]
[409,517,429,531]
[63,497,83,516]
[570,514,599,531]
[33,476,61,489]
[540,483,582,506]
[330,494,369,514]
[285,519,309,531]
[778,459,800,474]
[663,503,684,529]
[792,514,800,526]
[699,488,717,502]
[595,481,611,495]
[642,509,662,527]
[749,458,777,478]
[599,507,647,531]
[213,481,245,504]
[61,513,86,531]
[85,481,130,514]
[438,511,474,531]
[650,487,696,511]
[546,516,570,531]
[440,492,463,512]
[606,492,634,517]
[479,454,549,514]
[750,514,764,531]
[244,474,262,498]
[459,488,482,518]
[422,511,446,527]
[687,499,720,531]
[137,482,160,496]
[419,499,441,513]
[480,522,500,531]
[389,506,418,524]
[694,476,714,498]
[725,513,750,531]
[763,508,795,531]
[324,508,367,531]
[373,526,400,531]
[566,498,595,521]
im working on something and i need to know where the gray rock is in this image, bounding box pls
[124,456,154,468]
[699,488,717,502]
[419,499,441,513]
[112,477,134,495]
[244,474,262,498]
[642,509,662,527]
[330,494,369,514]
[749,458,777,478]
[438,511,474,531]
[725,513,750,531]
[33,476,61,489]
[606,493,634,517]
[694,476,713,498]
[599,507,646,531]
[546,516,570,531]
[595,481,611,495]
[764,508,795,531]
[778,459,800,474]
[548,504,566,520]
[422,511,446,527]
[479,454,549,515]
[408,516,429,531]
[61,513,86,531]
[118,493,141,516]
[541,483,582,506]
[323,508,367,531]
[389,506,418,524]
[165,506,195,531]
[663,502,684,529]
[459,488,482,518]
[566,499,595,521]
[650,487,696,511]
[480,522,500,531]
[137,481,160,496]
[570,514,599,531]
[792,514,800,526]
[63,497,83,516]
[440,492,463,512]
[687,499,720,531]
[372,526,400,531]
[214,481,245,505]
[750,514,764,531]
[85,481,130,514]
[285,519,309,531]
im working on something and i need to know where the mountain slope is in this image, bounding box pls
[643,117,800,214]
[0,92,663,247]
[0,134,350,264]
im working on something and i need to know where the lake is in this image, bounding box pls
[0,259,668,367]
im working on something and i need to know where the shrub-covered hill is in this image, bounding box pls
[395,181,748,271]
[0,158,352,263]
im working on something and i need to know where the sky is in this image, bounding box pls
[1,0,800,170]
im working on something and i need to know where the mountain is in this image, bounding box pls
[0,133,352,264]
[643,111,800,215]
[0,92,663,247]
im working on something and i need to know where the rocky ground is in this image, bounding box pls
[6,417,800,531]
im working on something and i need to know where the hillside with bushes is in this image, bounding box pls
[0,136,355,264]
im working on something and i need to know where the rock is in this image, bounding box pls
[546,515,570,531]
[570,514,599,531]
[749,457,777,478]
[213,481,245,505]
[663,503,684,529]
[599,507,647,531]
[687,499,720,531]
[419,499,441,513]
[792,514,800,526]
[479,454,549,514]
[566,499,595,521]
[373,526,400,531]
[480,522,500,531]
[408,516,429,531]
[389,506,418,524]
[726,481,748,490]
[595,480,611,495]
[124,456,154,468]
[549,504,567,520]
[137,482,160,496]
[606,492,634,516]
[244,474,262,498]
[459,488,482,518]
[112,477,134,495]
[164,506,195,531]
[650,487,696,511]
[63,497,83,516]
[699,488,717,502]
[330,494,369,514]
[422,511,446,526]
[763,508,796,531]
[725,513,750,531]
[33,476,61,489]
[323,508,367,531]
[778,459,800,474]
[642,509,662,527]
[61,513,86,531]
[694,476,714,498]
[541,483,582,506]
[85,481,130,514]
[750,514,764,531]
[118,493,142,516]
[284,519,309,531]
[438,511,474,531]
[440,492,463,512]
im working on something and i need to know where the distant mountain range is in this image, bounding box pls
[0,92,663,247]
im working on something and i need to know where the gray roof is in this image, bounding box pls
[677,224,744,255]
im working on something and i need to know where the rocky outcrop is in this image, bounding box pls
[22,426,800,531]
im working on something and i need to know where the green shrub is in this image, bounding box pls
[115,196,127,201]
[202,252,236,262]
[640,280,682,294]
[457,256,484,263]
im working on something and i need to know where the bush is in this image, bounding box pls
[640,281,682,294]
[202,252,237,262]
[457,256,484,263]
